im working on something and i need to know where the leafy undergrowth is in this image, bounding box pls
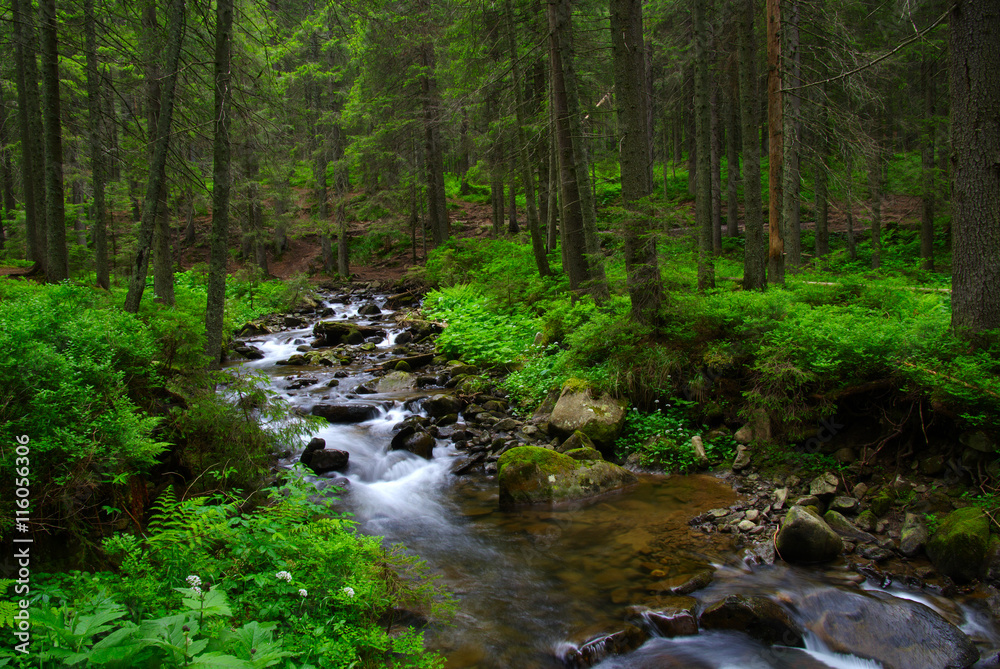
[2,476,448,668]
[615,403,738,472]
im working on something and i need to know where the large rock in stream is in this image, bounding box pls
[312,321,384,346]
[926,506,990,583]
[794,588,979,669]
[775,505,843,564]
[497,446,636,508]
[548,380,628,451]
[311,403,383,423]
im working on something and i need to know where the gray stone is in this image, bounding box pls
[809,472,839,499]
[796,589,979,669]
[745,509,760,522]
[738,520,757,532]
[690,435,709,467]
[311,403,381,423]
[824,510,877,544]
[855,509,877,532]
[548,381,628,448]
[833,447,856,464]
[732,446,751,471]
[926,507,990,584]
[851,482,869,500]
[829,496,860,514]
[700,595,804,646]
[376,371,415,393]
[734,424,754,444]
[900,512,929,557]
[857,544,892,562]
[960,430,995,453]
[424,393,464,417]
[494,418,520,432]
[775,506,844,564]
[773,487,789,509]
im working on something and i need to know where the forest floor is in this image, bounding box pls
[176,192,924,284]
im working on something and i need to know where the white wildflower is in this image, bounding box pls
[298,589,308,598]
[192,586,202,595]
[275,570,293,583]
[342,586,355,598]
[186,575,202,588]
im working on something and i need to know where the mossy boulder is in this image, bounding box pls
[699,595,803,646]
[557,430,597,453]
[549,380,627,450]
[565,447,604,462]
[899,512,928,557]
[497,446,636,508]
[775,505,844,564]
[312,321,383,346]
[869,490,893,517]
[926,507,990,584]
[376,371,415,393]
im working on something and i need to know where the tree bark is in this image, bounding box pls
[814,82,830,258]
[725,70,740,238]
[950,0,1000,335]
[710,54,722,254]
[548,0,589,292]
[920,58,937,271]
[205,0,231,367]
[738,0,765,289]
[420,22,449,246]
[123,0,185,313]
[611,0,663,323]
[14,0,46,269]
[694,0,714,290]
[505,0,547,275]
[766,0,784,284]
[40,0,67,282]
[781,0,801,271]
[845,150,857,261]
[86,0,109,289]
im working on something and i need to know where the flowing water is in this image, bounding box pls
[234,291,1000,668]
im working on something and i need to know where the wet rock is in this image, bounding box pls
[773,487,789,510]
[869,490,893,516]
[634,605,698,638]
[796,588,979,669]
[775,506,844,564]
[357,303,381,316]
[415,375,438,388]
[851,482,869,500]
[497,446,637,508]
[424,393,464,417]
[833,447,856,464]
[284,315,308,328]
[824,510,876,544]
[560,624,648,669]
[732,445,752,471]
[311,403,381,423]
[854,509,877,533]
[857,544,892,562]
[558,430,597,454]
[376,371,415,393]
[394,331,413,345]
[285,376,318,390]
[738,520,757,532]
[354,384,376,394]
[494,418,520,433]
[232,344,265,360]
[392,430,436,459]
[809,472,839,499]
[829,496,860,514]
[446,361,478,377]
[549,380,628,450]
[565,447,604,462]
[303,448,350,474]
[275,354,310,366]
[381,353,434,372]
[900,512,928,557]
[312,321,383,346]
[699,595,804,647]
[794,495,822,510]
[659,569,713,596]
[927,506,990,584]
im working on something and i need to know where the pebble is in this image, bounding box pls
[745,509,760,522]
[738,520,757,532]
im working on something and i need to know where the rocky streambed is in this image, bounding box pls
[229,284,1000,669]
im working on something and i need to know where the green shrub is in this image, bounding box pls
[615,404,736,472]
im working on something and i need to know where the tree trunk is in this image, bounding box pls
[40,0,67,282]
[920,58,937,271]
[766,0,784,284]
[14,0,46,269]
[548,0,589,292]
[725,71,740,238]
[505,0,547,275]
[814,81,830,258]
[205,0,231,367]
[845,150,856,261]
[738,0,765,289]
[710,56,722,254]
[781,0,801,272]
[868,147,882,270]
[950,0,1000,335]
[333,124,349,279]
[420,31,449,246]
[123,0,185,313]
[694,0,714,290]
[86,0,109,289]
[611,0,662,324]
[547,134,559,254]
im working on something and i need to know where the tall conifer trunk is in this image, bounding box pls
[738,0,765,289]
[766,0,784,284]
[40,0,67,282]
[694,0,714,290]
[85,0,109,289]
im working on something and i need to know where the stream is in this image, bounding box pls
[232,289,1000,669]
